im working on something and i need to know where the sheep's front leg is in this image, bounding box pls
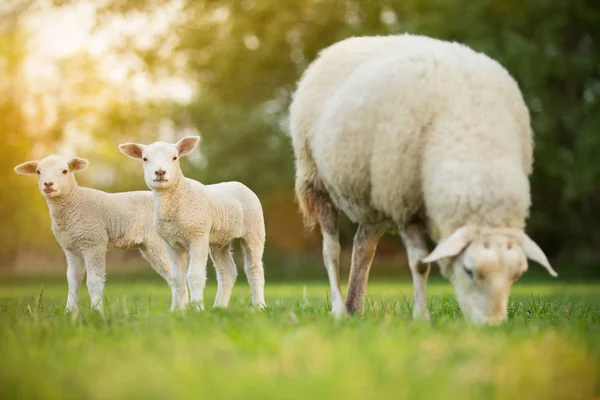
[64,249,85,314]
[165,244,189,311]
[399,224,431,320]
[188,236,210,311]
[82,247,107,312]
[346,224,383,315]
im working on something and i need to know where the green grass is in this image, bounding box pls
[0,278,598,400]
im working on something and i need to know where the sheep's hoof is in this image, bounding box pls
[331,303,349,319]
[412,309,431,321]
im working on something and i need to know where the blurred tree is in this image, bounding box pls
[5,0,600,274]
[100,0,600,265]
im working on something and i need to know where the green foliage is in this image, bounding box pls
[0,281,599,399]
[2,0,600,270]
[105,0,600,262]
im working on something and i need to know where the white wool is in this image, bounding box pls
[119,137,266,310]
[14,155,174,314]
[290,34,555,324]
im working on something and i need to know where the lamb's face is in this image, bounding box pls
[14,155,87,199]
[119,136,200,191]
[423,227,557,325]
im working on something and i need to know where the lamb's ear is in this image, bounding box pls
[422,226,475,263]
[14,160,39,175]
[68,157,88,172]
[520,233,558,277]
[176,136,200,157]
[118,143,145,159]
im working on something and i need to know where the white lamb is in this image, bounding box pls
[14,155,177,314]
[289,34,557,325]
[118,136,266,310]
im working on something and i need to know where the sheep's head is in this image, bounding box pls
[14,155,87,199]
[423,226,557,325]
[118,136,199,191]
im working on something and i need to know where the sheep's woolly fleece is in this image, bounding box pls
[290,34,533,240]
[14,155,172,312]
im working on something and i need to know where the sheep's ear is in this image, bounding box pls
[14,160,39,175]
[520,233,558,277]
[118,143,145,159]
[176,136,200,157]
[68,157,88,172]
[422,226,475,263]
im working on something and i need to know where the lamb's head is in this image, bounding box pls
[14,155,88,199]
[118,136,199,191]
[423,226,557,325]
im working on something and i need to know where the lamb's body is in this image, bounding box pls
[14,154,174,314]
[118,136,266,311]
[51,188,158,250]
[47,187,172,312]
[290,34,540,319]
[154,180,264,251]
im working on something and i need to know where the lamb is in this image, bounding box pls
[14,155,179,314]
[289,34,558,325]
[118,136,266,311]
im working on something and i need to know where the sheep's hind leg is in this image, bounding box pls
[240,239,266,309]
[311,190,347,317]
[140,241,178,311]
[210,244,238,309]
[399,223,431,320]
[345,224,383,315]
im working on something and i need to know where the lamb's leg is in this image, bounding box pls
[311,192,346,317]
[165,244,189,310]
[64,249,85,314]
[210,244,237,309]
[345,224,383,315]
[240,239,266,309]
[187,236,210,310]
[399,224,431,320]
[140,242,177,311]
[82,247,107,312]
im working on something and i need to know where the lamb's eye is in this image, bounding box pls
[143,157,148,162]
[36,170,40,175]
[62,169,68,174]
[464,267,474,278]
[172,156,178,161]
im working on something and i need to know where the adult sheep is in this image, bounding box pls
[289,34,557,325]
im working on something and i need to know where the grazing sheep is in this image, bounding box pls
[289,34,557,324]
[14,155,178,314]
[118,137,266,310]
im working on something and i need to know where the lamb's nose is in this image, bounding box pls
[44,182,54,187]
[155,169,166,177]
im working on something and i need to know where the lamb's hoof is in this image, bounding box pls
[412,309,431,321]
[64,305,79,319]
[189,302,204,312]
[331,303,349,319]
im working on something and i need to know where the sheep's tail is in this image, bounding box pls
[293,139,331,231]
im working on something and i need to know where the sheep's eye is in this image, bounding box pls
[464,267,474,278]
[36,170,40,175]
[172,156,178,161]
[62,169,68,175]
[143,157,148,162]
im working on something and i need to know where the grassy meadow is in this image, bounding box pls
[0,276,598,400]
